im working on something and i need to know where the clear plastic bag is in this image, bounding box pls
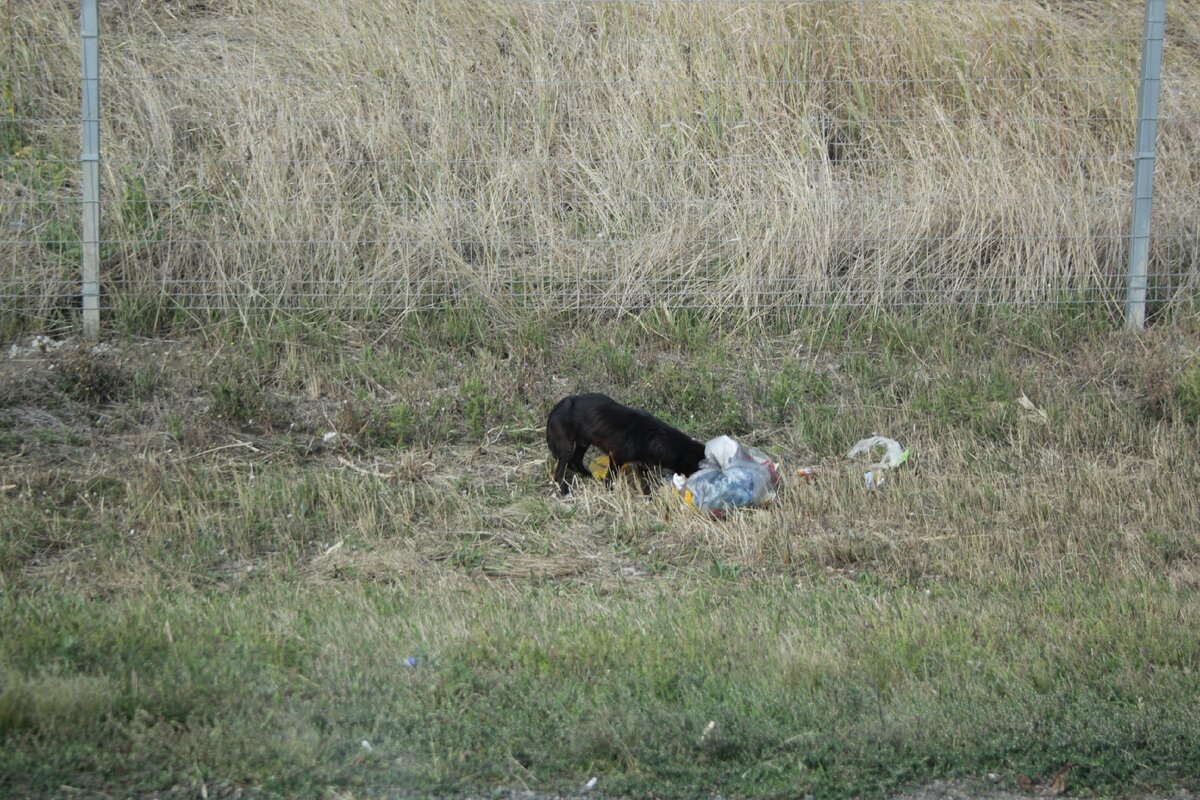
[846,435,909,490]
[846,435,908,470]
[674,436,778,516]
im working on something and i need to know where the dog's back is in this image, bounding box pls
[546,393,705,493]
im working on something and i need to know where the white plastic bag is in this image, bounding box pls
[846,435,908,469]
[847,435,909,489]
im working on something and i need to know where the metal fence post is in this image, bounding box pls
[81,0,100,337]
[1125,0,1165,329]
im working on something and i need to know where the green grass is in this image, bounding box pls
[2,307,1200,798]
[6,2,1200,791]
[2,579,1198,798]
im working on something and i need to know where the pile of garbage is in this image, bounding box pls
[672,435,780,518]
[672,433,910,517]
[587,432,910,518]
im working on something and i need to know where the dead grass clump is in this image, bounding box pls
[0,355,63,412]
[303,539,438,584]
[49,345,133,405]
[1096,330,1200,424]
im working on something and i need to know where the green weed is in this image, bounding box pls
[208,379,262,428]
[110,293,183,338]
[1178,363,1200,425]
[461,375,497,438]
[765,362,834,423]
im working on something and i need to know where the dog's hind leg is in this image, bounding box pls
[547,427,593,495]
[552,457,572,494]
[552,445,592,495]
[633,463,655,495]
[546,416,579,495]
[566,444,590,477]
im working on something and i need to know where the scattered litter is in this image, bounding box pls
[404,656,418,667]
[360,740,373,752]
[847,435,909,490]
[674,436,779,517]
[583,777,598,791]
[322,431,341,444]
[847,435,908,469]
[31,335,62,353]
[9,335,64,358]
[587,453,633,480]
[314,540,344,561]
[794,467,819,483]
[587,454,607,479]
[698,435,780,484]
[1017,392,1049,422]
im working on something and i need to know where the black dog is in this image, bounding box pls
[546,393,706,495]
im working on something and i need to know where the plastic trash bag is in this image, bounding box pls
[674,436,779,517]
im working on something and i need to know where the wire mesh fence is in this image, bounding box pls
[2,1,1199,329]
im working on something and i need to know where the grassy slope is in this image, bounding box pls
[2,308,1200,797]
[3,0,1200,795]
[2,0,1200,323]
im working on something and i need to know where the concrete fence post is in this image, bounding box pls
[81,0,100,337]
[1125,0,1165,329]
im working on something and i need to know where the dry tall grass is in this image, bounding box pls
[4,0,1200,320]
